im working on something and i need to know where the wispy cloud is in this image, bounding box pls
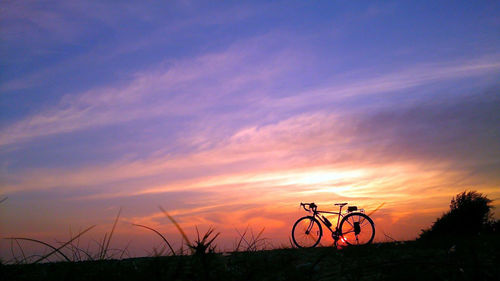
[3,90,498,247]
[264,56,500,110]
[0,1,260,92]
[4,89,499,200]
[0,37,297,146]
[2,50,498,147]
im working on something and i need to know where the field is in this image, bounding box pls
[2,234,499,281]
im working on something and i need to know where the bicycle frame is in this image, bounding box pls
[301,203,346,238]
[316,210,344,233]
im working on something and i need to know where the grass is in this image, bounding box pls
[4,225,96,264]
[2,206,499,280]
[3,208,122,264]
[234,226,266,252]
[1,235,499,281]
[99,208,122,260]
[132,224,175,256]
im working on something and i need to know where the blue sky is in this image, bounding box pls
[1,1,500,258]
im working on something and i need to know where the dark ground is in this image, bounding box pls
[2,235,499,281]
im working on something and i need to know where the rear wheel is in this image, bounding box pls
[339,213,375,245]
[292,216,323,248]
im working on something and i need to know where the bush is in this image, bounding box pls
[419,190,494,239]
[486,218,500,234]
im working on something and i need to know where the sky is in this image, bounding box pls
[1,1,500,259]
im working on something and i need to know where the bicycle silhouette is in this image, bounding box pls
[292,202,375,248]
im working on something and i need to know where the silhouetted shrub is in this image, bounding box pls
[419,190,494,239]
[486,219,500,234]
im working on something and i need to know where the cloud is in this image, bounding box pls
[353,88,500,166]
[4,89,499,202]
[0,36,299,146]
[2,50,499,148]
[263,56,500,111]
[0,1,261,92]
[0,112,346,194]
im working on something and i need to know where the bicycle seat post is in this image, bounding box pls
[334,202,347,213]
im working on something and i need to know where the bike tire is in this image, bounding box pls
[291,216,323,248]
[339,213,375,246]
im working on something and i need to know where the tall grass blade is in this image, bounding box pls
[119,240,132,259]
[132,223,176,256]
[250,227,266,250]
[5,225,95,263]
[235,226,249,251]
[67,243,94,261]
[9,239,19,264]
[254,227,265,242]
[159,206,192,251]
[101,208,121,259]
[383,231,396,242]
[366,202,385,217]
[14,239,27,263]
[205,230,220,247]
[98,233,108,259]
[5,238,71,262]
[34,225,95,263]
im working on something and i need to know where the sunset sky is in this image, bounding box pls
[1,1,499,258]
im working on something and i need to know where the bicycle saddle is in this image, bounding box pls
[334,203,348,206]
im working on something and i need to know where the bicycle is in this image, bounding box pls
[291,202,375,248]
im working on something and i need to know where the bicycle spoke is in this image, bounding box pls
[344,219,354,227]
[360,219,370,227]
[359,217,366,225]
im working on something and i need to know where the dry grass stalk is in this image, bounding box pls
[234,226,266,251]
[5,225,95,263]
[159,206,193,252]
[366,202,385,217]
[132,223,175,256]
[99,208,121,260]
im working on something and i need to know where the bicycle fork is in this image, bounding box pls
[305,220,315,234]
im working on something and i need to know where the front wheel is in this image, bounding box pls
[339,213,375,245]
[291,216,323,248]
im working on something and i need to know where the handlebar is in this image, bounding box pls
[300,202,317,212]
